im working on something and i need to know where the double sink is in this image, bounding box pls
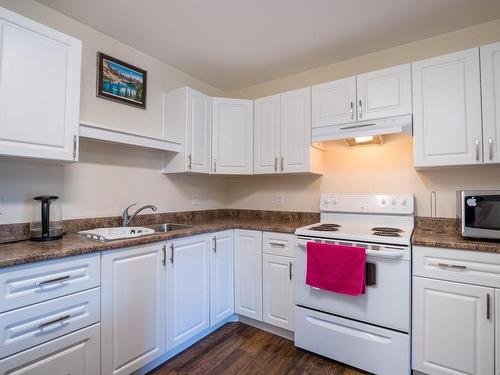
[78,223,194,242]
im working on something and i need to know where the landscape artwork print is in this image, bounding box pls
[97,52,147,109]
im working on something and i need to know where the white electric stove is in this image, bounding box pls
[294,193,414,375]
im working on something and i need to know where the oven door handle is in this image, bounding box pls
[297,240,405,259]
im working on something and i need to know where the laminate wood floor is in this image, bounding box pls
[148,322,368,375]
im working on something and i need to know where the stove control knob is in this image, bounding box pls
[391,198,397,206]
[380,197,387,206]
[401,198,408,206]
[332,198,338,206]
[322,197,331,207]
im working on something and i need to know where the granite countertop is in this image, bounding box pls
[0,217,313,268]
[411,217,500,253]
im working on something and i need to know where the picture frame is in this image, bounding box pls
[96,52,147,109]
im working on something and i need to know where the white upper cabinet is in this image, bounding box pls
[254,88,323,175]
[413,48,483,167]
[412,277,494,375]
[212,97,253,174]
[0,7,81,162]
[356,64,412,121]
[163,87,211,173]
[281,88,314,173]
[254,94,281,174]
[481,42,500,164]
[312,76,357,128]
[209,230,234,326]
[166,234,210,351]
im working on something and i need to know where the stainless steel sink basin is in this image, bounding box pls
[143,223,194,232]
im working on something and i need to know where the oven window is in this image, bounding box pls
[464,195,500,230]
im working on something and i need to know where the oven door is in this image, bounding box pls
[460,190,500,239]
[294,238,410,332]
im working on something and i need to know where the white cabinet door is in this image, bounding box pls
[209,230,234,326]
[481,42,500,164]
[212,98,253,174]
[312,76,357,127]
[186,88,211,173]
[413,48,483,167]
[280,88,312,173]
[101,244,166,375]
[357,64,412,121]
[254,94,281,174]
[412,277,494,375]
[0,324,100,375]
[0,7,81,162]
[496,289,500,375]
[234,229,262,320]
[262,254,294,331]
[167,234,210,350]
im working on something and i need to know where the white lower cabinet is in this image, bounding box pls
[412,276,494,375]
[234,229,263,320]
[262,254,294,330]
[0,323,100,375]
[209,231,234,326]
[166,234,210,351]
[101,243,166,375]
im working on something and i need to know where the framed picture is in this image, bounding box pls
[96,52,147,109]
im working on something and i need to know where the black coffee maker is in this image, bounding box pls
[30,195,63,241]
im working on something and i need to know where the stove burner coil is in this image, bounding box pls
[372,231,402,237]
[310,224,341,231]
[371,227,403,233]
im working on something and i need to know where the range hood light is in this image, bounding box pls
[345,135,383,147]
[354,136,374,143]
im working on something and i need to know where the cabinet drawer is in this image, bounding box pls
[263,232,295,257]
[0,287,100,359]
[413,246,500,287]
[0,253,100,313]
[0,323,100,375]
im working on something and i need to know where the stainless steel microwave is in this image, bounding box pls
[457,190,500,240]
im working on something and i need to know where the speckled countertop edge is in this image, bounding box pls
[412,217,500,253]
[0,216,315,269]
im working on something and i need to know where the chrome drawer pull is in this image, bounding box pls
[36,314,70,329]
[289,262,293,281]
[269,242,286,248]
[434,263,467,271]
[35,275,71,286]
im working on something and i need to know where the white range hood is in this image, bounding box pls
[311,114,412,142]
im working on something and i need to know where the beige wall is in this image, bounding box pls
[226,136,500,217]
[226,19,500,218]
[0,0,229,224]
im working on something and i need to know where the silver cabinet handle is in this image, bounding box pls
[434,263,467,271]
[358,99,362,119]
[36,275,71,286]
[280,157,284,172]
[475,139,480,161]
[188,154,192,170]
[274,157,278,172]
[72,135,77,160]
[350,101,354,120]
[162,244,166,266]
[488,138,493,161]
[269,242,286,248]
[213,159,216,173]
[486,293,491,320]
[213,236,217,253]
[36,314,70,329]
[170,243,174,264]
[289,262,293,281]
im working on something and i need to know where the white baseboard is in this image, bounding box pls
[237,315,294,341]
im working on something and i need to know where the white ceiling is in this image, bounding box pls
[37,0,500,92]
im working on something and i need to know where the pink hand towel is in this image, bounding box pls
[306,242,366,296]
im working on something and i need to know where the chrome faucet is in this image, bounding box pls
[122,203,158,226]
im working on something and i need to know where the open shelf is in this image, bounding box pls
[79,121,181,152]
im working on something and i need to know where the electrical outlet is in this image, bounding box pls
[191,193,200,207]
[276,192,284,206]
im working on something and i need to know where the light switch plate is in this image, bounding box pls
[276,192,284,206]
